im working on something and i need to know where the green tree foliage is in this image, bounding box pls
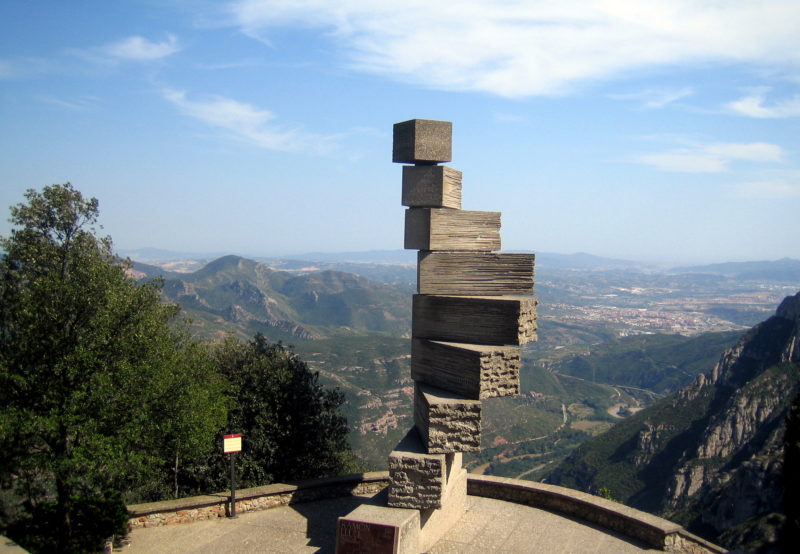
[186,334,358,492]
[0,184,227,552]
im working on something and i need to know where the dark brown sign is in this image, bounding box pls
[336,518,399,554]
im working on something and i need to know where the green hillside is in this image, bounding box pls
[136,255,412,342]
[547,331,743,393]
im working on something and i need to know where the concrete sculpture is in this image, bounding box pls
[336,119,537,553]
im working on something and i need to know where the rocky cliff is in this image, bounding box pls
[547,291,800,552]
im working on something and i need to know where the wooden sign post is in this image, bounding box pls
[223,433,242,518]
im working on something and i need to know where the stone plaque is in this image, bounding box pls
[336,518,399,554]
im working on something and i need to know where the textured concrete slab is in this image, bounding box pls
[392,119,452,164]
[414,382,481,453]
[411,339,520,400]
[402,165,462,209]
[404,208,501,251]
[417,251,534,296]
[412,294,537,346]
[388,427,447,509]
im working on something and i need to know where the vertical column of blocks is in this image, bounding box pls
[386,119,537,548]
[391,119,478,517]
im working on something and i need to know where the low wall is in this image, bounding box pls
[127,472,390,529]
[467,475,724,553]
[128,472,724,553]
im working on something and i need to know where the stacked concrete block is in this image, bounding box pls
[412,294,538,345]
[411,340,521,400]
[337,118,537,553]
[392,118,537,546]
[414,383,481,453]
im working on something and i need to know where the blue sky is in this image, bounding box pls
[1,0,799,264]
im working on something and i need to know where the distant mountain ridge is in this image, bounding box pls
[671,258,800,282]
[546,291,800,552]
[132,255,411,341]
[123,247,800,277]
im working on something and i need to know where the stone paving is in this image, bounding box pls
[124,491,659,553]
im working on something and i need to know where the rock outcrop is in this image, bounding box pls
[548,291,800,552]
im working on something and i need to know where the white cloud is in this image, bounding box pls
[0,57,53,80]
[609,87,694,109]
[103,34,180,61]
[726,88,800,118]
[704,142,783,163]
[37,94,98,111]
[635,142,785,173]
[163,89,336,153]
[734,180,800,199]
[225,0,800,97]
[637,151,726,173]
[492,112,526,123]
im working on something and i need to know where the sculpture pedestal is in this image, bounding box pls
[335,504,420,554]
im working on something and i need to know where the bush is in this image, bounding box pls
[6,491,128,553]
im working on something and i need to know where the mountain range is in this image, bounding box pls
[131,255,411,341]
[546,291,800,552]
[671,258,800,282]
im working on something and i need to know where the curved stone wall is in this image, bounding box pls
[127,472,723,553]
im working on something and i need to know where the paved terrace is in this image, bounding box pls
[124,473,723,554]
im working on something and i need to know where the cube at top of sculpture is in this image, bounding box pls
[393,119,452,164]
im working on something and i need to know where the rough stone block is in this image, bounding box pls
[388,427,447,510]
[415,382,481,453]
[418,251,534,295]
[393,119,452,164]
[402,165,462,209]
[412,339,520,399]
[336,504,420,554]
[413,294,537,345]
[405,208,501,251]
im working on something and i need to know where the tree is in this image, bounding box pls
[186,334,358,492]
[0,184,227,552]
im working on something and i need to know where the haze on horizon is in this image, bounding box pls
[2,1,799,265]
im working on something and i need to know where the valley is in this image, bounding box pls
[132,253,799,475]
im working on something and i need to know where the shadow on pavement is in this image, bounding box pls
[290,489,389,553]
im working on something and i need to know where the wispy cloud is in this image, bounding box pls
[103,34,180,61]
[609,87,694,109]
[492,112,526,123]
[194,58,264,71]
[2,35,179,80]
[163,89,337,153]
[635,142,784,173]
[225,0,800,97]
[36,94,99,111]
[726,88,800,118]
[734,180,800,199]
[68,34,181,67]
[0,56,54,80]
